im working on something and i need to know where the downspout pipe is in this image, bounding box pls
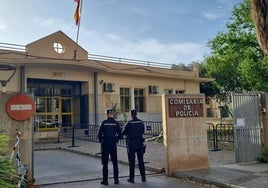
[20,66,25,93]
[94,72,99,125]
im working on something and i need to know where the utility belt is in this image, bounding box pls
[126,138,145,143]
[126,137,145,143]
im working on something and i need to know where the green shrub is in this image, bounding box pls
[258,144,268,163]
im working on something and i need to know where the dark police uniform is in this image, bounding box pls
[98,109,122,185]
[122,109,146,183]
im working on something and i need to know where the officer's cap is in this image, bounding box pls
[106,108,113,114]
[131,109,137,116]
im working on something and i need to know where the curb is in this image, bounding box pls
[173,173,246,188]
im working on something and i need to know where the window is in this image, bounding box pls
[27,81,74,96]
[120,88,130,112]
[53,42,65,54]
[134,88,145,112]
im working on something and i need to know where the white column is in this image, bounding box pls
[131,87,135,110]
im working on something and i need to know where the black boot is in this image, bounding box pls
[114,179,119,184]
[127,178,135,183]
[142,176,146,182]
[101,180,108,185]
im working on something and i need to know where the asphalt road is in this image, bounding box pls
[34,150,215,188]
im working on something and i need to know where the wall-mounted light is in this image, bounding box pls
[0,63,16,93]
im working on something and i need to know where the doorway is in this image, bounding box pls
[34,96,73,131]
[27,78,86,140]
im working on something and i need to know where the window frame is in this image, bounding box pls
[120,87,130,113]
[134,88,145,112]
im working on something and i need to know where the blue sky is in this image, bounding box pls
[0,0,243,65]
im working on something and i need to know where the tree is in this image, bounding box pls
[204,0,268,95]
[171,63,192,71]
[171,62,220,104]
[250,0,268,54]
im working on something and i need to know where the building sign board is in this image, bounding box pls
[168,97,204,118]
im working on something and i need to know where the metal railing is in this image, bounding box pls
[0,42,26,52]
[60,121,163,147]
[88,53,173,69]
[207,122,234,151]
[60,124,99,147]
[118,121,163,136]
[0,42,189,70]
[37,120,234,151]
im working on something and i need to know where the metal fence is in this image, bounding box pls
[207,122,234,151]
[60,121,234,151]
[61,121,163,147]
[235,126,262,162]
[118,121,163,136]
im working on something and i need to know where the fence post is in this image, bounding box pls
[208,123,219,152]
[68,124,77,147]
[214,124,219,151]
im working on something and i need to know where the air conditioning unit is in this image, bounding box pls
[103,82,115,92]
[149,85,159,94]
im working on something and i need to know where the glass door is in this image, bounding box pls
[35,96,73,131]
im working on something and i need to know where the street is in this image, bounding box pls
[35,150,216,188]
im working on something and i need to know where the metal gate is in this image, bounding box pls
[232,93,262,163]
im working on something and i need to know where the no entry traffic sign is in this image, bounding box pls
[6,93,35,121]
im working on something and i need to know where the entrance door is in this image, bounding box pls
[232,93,262,163]
[28,78,84,140]
[35,96,73,131]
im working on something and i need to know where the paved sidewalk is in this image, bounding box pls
[35,139,268,188]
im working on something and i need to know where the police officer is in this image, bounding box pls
[98,108,122,185]
[122,109,146,183]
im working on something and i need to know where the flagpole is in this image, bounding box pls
[74,0,83,60]
[76,0,83,44]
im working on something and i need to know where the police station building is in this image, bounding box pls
[0,31,213,139]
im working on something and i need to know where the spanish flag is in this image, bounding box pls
[74,0,81,25]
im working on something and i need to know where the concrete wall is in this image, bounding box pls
[162,94,208,176]
[26,30,88,60]
[95,72,200,122]
[0,93,33,180]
